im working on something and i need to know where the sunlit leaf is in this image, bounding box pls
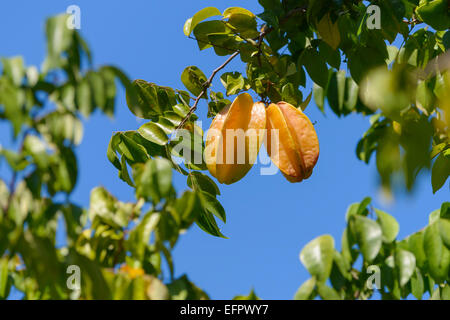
[299,235,334,282]
[183,7,222,36]
[349,215,382,262]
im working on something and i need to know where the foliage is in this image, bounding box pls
[295,198,450,300]
[108,0,449,299]
[1,0,449,300]
[0,15,208,299]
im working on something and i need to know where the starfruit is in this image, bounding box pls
[205,93,266,184]
[265,101,319,182]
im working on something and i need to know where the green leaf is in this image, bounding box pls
[226,13,259,38]
[198,191,226,223]
[1,149,29,172]
[440,202,450,219]
[416,80,435,114]
[25,66,39,87]
[441,285,450,300]
[196,210,227,238]
[89,187,135,228]
[357,197,372,216]
[99,67,117,117]
[138,122,169,146]
[103,66,139,116]
[317,282,341,300]
[173,190,200,226]
[349,215,382,262]
[341,227,358,265]
[155,117,176,135]
[281,83,302,107]
[171,122,205,170]
[208,91,231,117]
[316,14,340,50]
[43,14,73,71]
[439,219,450,249]
[183,7,222,36]
[429,209,440,224]
[395,248,416,286]
[119,155,133,186]
[410,268,424,299]
[318,41,341,69]
[348,47,387,84]
[223,7,255,19]
[87,71,106,110]
[416,0,450,31]
[408,232,427,269]
[62,203,86,242]
[430,286,441,300]
[0,258,10,299]
[442,30,450,50]
[36,111,84,146]
[187,171,220,196]
[378,0,407,43]
[299,235,334,282]
[332,250,352,281]
[0,76,25,136]
[163,111,184,126]
[294,277,316,300]
[193,20,230,50]
[133,157,173,204]
[424,222,450,283]
[117,133,150,164]
[127,211,160,260]
[343,77,359,114]
[16,232,67,295]
[431,143,448,159]
[173,103,191,118]
[327,70,346,116]
[344,202,359,221]
[126,80,159,119]
[1,56,25,86]
[233,288,260,300]
[107,133,121,170]
[298,48,329,88]
[70,252,112,299]
[167,274,209,300]
[385,45,399,65]
[53,146,78,193]
[207,34,240,56]
[220,72,245,96]
[76,78,93,117]
[0,181,9,216]
[181,66,207,97]
[46,14,73,54]
[313,83,325,113]
[375,209,399,242]
[298,91,312,111]
[431,152,450,193]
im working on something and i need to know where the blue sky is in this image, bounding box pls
[0,1,448,300]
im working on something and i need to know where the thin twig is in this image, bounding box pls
[176,51,240,130]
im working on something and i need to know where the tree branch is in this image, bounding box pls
[176,51,240,129]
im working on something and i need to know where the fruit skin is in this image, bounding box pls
[265,101,319,182]
[205,93,266,184]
